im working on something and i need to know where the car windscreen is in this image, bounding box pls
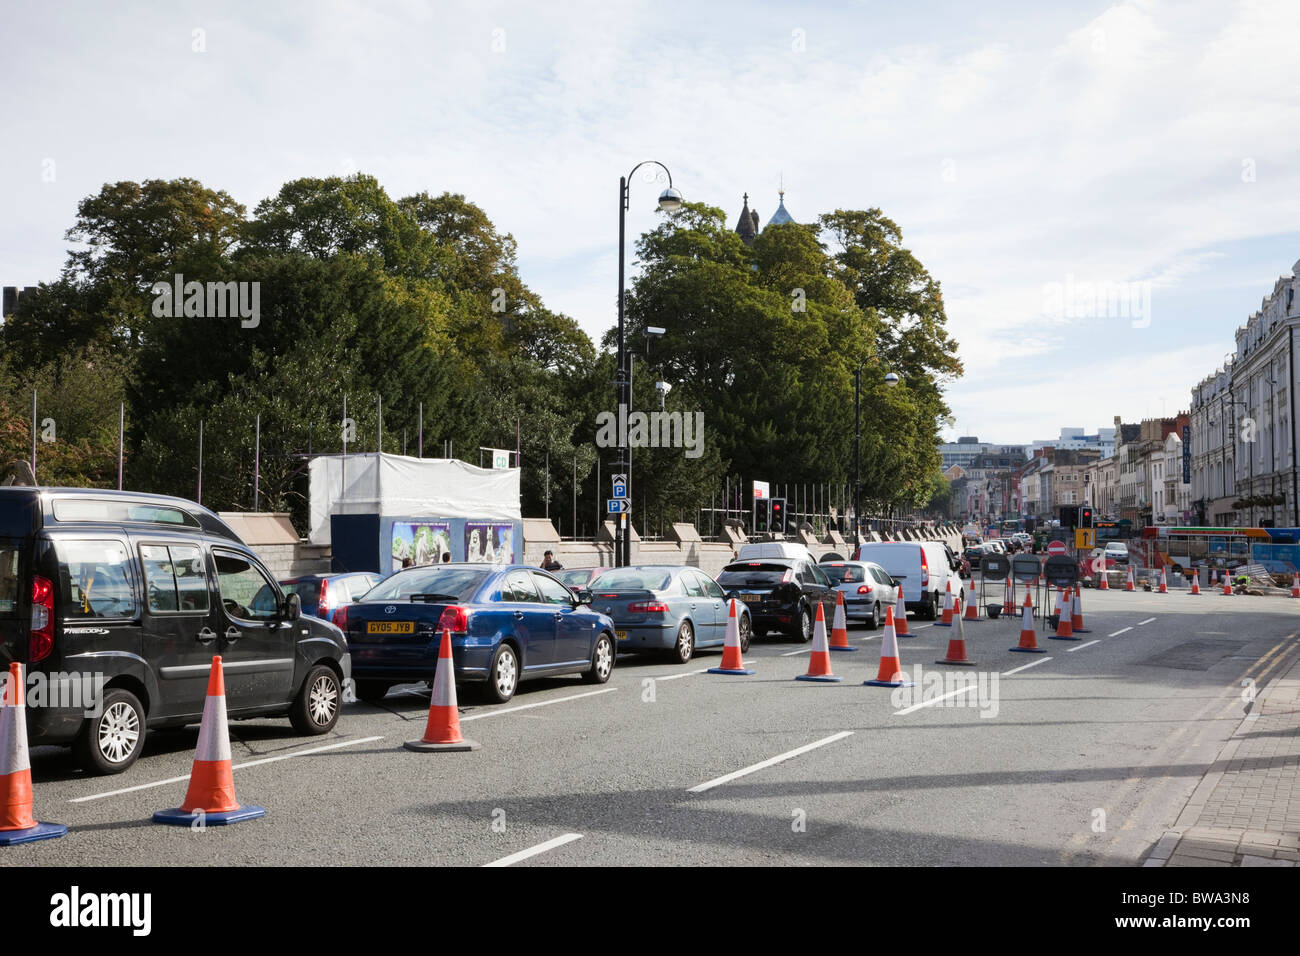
[589,569,673,591]
[717,563,789,587]
[819,564,864,584]
[363,567,488,603]
[0,540,19,618]
[554,570,590,587]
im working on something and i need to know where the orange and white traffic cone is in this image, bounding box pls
[1190,571,1201,595]
[1051,587,1078,641]
[936,581,955,627]
[1125,565,1136,592]
[0,663,67,845]
[894,585,911,637]
[1223,573,1233,596]
[708,599,755,675]
[937,598,978,666]
[1071,586,1089,633]
[828,590,857,652]
[1158,566,1168,594]
[962,590,980,622]
[1209,568,1218,588]
[797,602,843,682]
[1291,573,1299,599]
[864,606,914,687]
[1098,565,1110,590]
[155,656,266,825]
[404,629,481,752]
[1011,592,1045,653]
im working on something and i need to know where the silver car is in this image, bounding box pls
[818,560,899,629]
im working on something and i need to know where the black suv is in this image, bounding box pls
[0,486,351,774]
[716,558,835,642]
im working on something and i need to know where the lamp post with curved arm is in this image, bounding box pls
[614,161,682,567]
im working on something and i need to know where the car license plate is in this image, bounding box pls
[616,630,628,641]
[741,593,761,603]
[367,621,414,634]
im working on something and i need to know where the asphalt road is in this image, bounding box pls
[9,586,1300,867]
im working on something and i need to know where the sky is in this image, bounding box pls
[3,0,1300,447]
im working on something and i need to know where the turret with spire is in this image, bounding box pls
[735,193,758,246]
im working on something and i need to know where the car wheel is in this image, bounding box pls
[483,644,519,703]
[355,680,392,705]
[669,620,695,664]
[739,612,752,653]
[796,605,813,642]
[583,632,615,684]
[870,602,881,630]
[290,664,340,735]
[73,687,145,776]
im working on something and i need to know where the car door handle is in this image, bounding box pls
[224,626,241,643]
[514,611,525,620]
[689,603,697,610]
[196,627,217,646]
[554,612,563,621]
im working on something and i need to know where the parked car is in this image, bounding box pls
[0,486,350,775]
[818,560,899,628]
[334,563,614,705]
[849,541,965,620]
[587,565,750,663]
[716,557,835,642]
[1104,542,1130,564]
[554,566,612,594]
[280,571,383,620]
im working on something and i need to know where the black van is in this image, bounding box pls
[0,486,351,774]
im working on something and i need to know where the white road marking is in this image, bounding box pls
[1109,627,1133,637]
[1065,640,1101,653]
[461,688,616,722]
[688,731,854,793]
[652,668,710,682]
[893,685,978,715]
[780,648,809,657]
[911,624,934,630]
[1002,658,1053,676]
[70,735,385,803]
[1136,617,1157,626]
[483,832,583,867]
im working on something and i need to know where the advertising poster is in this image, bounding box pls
[465,522,514,564]
[391,522,452,572]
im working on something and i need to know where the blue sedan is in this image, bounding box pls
[588,565,752,664]
[334,563,616,704]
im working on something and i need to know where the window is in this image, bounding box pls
[56,540,137,620]
[212,550,280,621]
[531,572,573,605]
[503,570,539,603]
[140,544,210,614]
[681,573,708,598]
[0,542,19,618]
[696,573,725,599]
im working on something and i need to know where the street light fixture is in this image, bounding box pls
[615,162,679,568]
[854,365,901,555]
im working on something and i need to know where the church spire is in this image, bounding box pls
[735,192,757,246]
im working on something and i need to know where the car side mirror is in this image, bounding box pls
[284,592,302,622]
[575,587,593,606]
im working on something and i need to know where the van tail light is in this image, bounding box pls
[781,569,794,584]
[436,605,470,634]
[920,549,930,587]
[30,575,55,663]
[857,585,872,595]
[628,602,669,614]
[318,579,331,615]
[331,605,349,631]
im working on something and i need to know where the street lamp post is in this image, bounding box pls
[853,365,900,555]
[615,162,682,568]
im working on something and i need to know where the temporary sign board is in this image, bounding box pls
[1043,554,1078,588]
[1012,554,1044,582]
[979,554,1010,580]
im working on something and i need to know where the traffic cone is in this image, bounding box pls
[1159,566,1168,593]
[797,602,843,682]
[1223,573,1233,596]
[1210,568,1218,588]
[1098,565,1110,590]
[937,598,978,666]
[1125,565,1135,592]
[0,663,67,845]
[708,599,755,675]
[154,657,266,825]
[828,591,858,652]
[936,580,955,627]
[962,591,980,622]
[1071,586,1089,633]
[404,629,481,752]
[894,585,911,637]
[864,606,914,687]
[1291,573,1299,598]
[1002,578,1015,617]
[1051,587,1078,640]
[1190,572,1201,595]
[1011,592,1045,653]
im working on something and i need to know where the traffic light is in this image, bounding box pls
[752,499,770,534]
[1081,507,1094,528]
[770,497,786,532]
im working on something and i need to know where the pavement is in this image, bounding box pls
[1146,643,1300,868]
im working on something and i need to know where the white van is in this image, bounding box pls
[736,541,817,565]
[850,541,964,620]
